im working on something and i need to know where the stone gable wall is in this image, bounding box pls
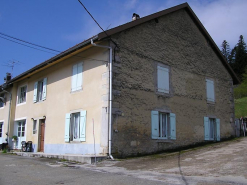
[110,9,234,157]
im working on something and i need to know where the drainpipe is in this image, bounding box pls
[1,89,12,148]
[91,39,114,160]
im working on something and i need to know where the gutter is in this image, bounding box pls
[90,39,114,160]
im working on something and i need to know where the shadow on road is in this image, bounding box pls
[178,151,188,185]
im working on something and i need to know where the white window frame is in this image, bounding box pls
[71,62,83,92]
[151,111,176,140]
[206,78,215,103]
[65,110,87,143]
[33,78,47,103]
[0,93,5,108]
[33,120,37,134]
[17,85,27,105]
[157,63,170,94]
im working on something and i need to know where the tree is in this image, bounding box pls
[234,68,247,98]
[221,40,231,62]
[228,35,247,80]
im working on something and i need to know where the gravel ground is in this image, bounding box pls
[1,137,247,185]
[83,137,247,185]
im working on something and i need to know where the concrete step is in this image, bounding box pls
[14,152,108,164]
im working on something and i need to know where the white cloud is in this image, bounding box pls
[190,0,247,48]
[65,0,247,50]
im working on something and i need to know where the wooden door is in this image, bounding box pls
[39,121,45,152]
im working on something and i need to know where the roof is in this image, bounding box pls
[1,3,240,88]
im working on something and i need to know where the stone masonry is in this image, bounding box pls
[110,9,234,157]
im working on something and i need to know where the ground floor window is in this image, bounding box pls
[65,110,87,142]
[151,111,176,140]
[17,121,25,137]
[33,120,37,134]
[204,117,220,141]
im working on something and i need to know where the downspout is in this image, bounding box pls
[91,39,114,160]
[1,89,12,148]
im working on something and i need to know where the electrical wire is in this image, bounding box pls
[0,32,60,53]
[0,35,58,54]
[77,0,119,48]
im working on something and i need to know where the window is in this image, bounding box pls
[18,85,27,104]
[33,78,47,103]
[64,110,87,142]
[204,117,220,141]
[0,122,3,138]
[0,94,4,108]
[33,120,37,134]
[151,111,176,140]
[206,79,215,102]
[17,121,25,137]
[157,65,169,94]
[71,62,83,92]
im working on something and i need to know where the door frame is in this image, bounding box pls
[14,119,26,149]
[38,119,46,152]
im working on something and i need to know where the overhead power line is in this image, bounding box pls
[77,0,119,48]
[0,32,60,53]
[0,35,58,54]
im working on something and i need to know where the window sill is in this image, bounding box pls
[17,102,26,106]
[69,141,81,143]
[0,107,4,109]
[34,100,46,104]
[207,100,215,105]
[154,139,174,143]
[156,91,171,98]
[70,89,83,94]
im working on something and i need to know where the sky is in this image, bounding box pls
[0,0,247,84]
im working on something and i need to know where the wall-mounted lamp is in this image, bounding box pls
[43,116,46,119]
[31,118,34,121]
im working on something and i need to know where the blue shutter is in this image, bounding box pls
[77,62,83,90]
[42,78,47,101]
[170,113,176,140]
[33,82,38,103]
[71,64,78,92]
[79,110,87,142]
[64,114,70,142]
[216,119,220,141]
[204,117,209,140]
[157,66,169,93]
[151,111,159,139]
[206,79,215,102]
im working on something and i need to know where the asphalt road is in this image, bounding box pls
[0,154,165,185]
[1,138,247,185]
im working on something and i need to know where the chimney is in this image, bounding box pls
[4,73,11,83]
[132,13,140,21]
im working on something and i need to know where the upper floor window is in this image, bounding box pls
[0,94,4,108]
[33,78,47,103]
[157,64,169,94]
[71,62,83,92]
[206,79,215,102]
[18,85,27,104]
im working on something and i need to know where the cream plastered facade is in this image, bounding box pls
[0,43,110,155]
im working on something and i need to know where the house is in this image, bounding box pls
[0,3,240,158]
